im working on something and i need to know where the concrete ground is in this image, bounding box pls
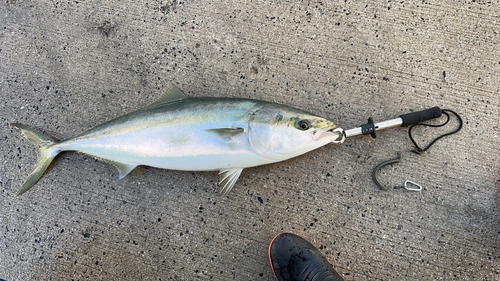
[1,0,498,280]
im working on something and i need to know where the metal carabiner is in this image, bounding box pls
[404,180,422,191]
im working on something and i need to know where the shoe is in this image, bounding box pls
[268,233,344,281]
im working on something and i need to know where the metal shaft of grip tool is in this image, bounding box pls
[344,118,403,138]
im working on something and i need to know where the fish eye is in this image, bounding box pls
[297,120,310,131]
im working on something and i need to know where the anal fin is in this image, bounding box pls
[218,168,243,196]
[106,160,138,179]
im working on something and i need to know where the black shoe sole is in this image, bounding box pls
[268,233,344,281]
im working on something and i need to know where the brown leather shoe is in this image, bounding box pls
[269,233,344,281]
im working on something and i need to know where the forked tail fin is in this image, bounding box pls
[10,123,61,196]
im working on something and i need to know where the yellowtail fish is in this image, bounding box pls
[11,83,342,196]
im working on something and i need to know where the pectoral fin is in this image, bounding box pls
[106,160,138,179]
[205,127,244,141]
[218,168,243,195]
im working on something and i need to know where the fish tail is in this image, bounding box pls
[10,123,61,196]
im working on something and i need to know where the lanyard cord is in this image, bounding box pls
[408,109,463,153]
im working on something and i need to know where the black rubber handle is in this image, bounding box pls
[400,107,442,126]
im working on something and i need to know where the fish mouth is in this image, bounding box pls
[312,125,339,141]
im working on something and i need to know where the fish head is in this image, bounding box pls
[248,103,341,161]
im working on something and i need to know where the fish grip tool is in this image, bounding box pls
[336,106,462,152]
[333,106,463,191]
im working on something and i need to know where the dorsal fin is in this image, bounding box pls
[149,83,189,107]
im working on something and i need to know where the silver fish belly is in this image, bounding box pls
[11,83,341,196]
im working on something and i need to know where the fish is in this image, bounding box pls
[11,83,343,196]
